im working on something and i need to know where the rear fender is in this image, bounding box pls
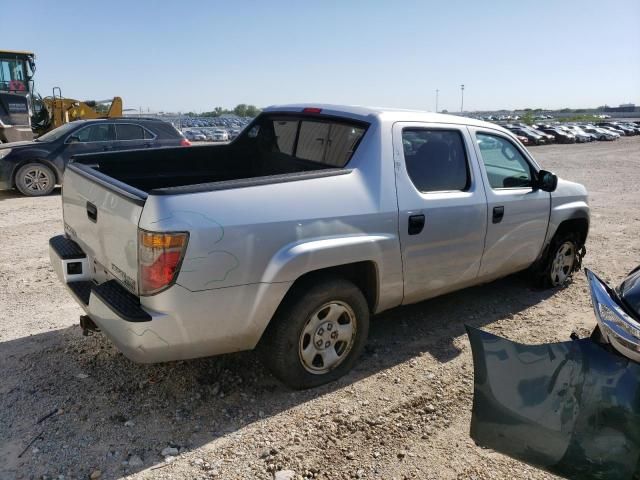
[261,234,402,313]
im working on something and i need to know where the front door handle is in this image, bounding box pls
[408,214,425,235]
[492,206,505,224]
[102,145,113,151]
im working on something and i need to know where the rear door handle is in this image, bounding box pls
[408,214,425,235]
[102,146,112,151]
[492,206,504,224]
[86,202,97,223]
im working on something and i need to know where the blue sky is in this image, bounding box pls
[6,0,640,112]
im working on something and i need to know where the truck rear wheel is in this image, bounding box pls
[262,276,369,389]
[15,162,56,196]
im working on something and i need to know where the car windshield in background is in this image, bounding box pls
[34,122,80,142]
[245,115,367,168]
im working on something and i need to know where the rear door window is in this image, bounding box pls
[116,124,145,141]
[402,129,470,192]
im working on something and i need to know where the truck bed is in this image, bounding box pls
[72,142,337,194]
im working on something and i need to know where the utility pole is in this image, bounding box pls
[460,84,465,113]
[435,89,439,113]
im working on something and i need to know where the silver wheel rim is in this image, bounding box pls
[298,301,357,375]
[23,167,50,192]
[550,241,576,286]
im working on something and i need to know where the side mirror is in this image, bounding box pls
[537,170,558,192]
[67,135,80,144]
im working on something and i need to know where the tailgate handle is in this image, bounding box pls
[86,202,98,223]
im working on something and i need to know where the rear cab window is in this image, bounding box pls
[242,114,368,168]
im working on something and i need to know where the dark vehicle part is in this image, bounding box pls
[467,325,640,480]
[79,315,100,336]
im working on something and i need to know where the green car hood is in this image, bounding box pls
[467,326,640,480]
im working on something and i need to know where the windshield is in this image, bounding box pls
[35,122,81,142]
[0,56,29,92]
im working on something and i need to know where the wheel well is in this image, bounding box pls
[12,159,60,187]
[555,217,589,247]
[287,261,379,313]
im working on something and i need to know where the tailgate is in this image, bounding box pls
[62,163,147,295]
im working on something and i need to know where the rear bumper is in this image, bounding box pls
[49,234,292,363]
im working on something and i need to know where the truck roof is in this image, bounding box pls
[263,103,503,131]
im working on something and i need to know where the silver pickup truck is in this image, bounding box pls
[49,104,589,388]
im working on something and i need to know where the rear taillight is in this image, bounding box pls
[138,229,189,295]
[180,138,192,146]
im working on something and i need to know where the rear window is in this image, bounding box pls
[245,115,367,168]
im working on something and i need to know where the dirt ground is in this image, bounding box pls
[1,137,639,480]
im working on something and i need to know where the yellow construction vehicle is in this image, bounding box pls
[31,88,123,136]
[0,49,123,142]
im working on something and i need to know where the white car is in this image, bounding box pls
[212,129,229,141]
[184,130,206,142]
[581,126,618,141]
[563,125,593,142]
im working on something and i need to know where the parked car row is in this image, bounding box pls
[501,121,640,145]
[170,115,253,130]
[182,127,242,142]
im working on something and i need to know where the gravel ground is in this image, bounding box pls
[1,137,639,480]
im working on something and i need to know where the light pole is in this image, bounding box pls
[460,84,465,113]
[435,89,439,113]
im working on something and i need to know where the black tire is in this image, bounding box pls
[15,162,56,196]
[535,231,580,288]
[261,276,370,389]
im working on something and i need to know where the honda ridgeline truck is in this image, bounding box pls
[49,105,589,388]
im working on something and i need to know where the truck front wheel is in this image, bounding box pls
[536,232,580,288]
[15,162,56,196]
[262,277,370,389]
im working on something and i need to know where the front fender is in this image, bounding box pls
[545,179,590,245]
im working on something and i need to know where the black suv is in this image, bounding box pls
[0,118,190,196]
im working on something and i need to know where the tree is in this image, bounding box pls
[234,104,248,117]
[522,111,535,125]
[245,105,260,117]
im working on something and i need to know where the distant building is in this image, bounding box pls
[601,103,637,113]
